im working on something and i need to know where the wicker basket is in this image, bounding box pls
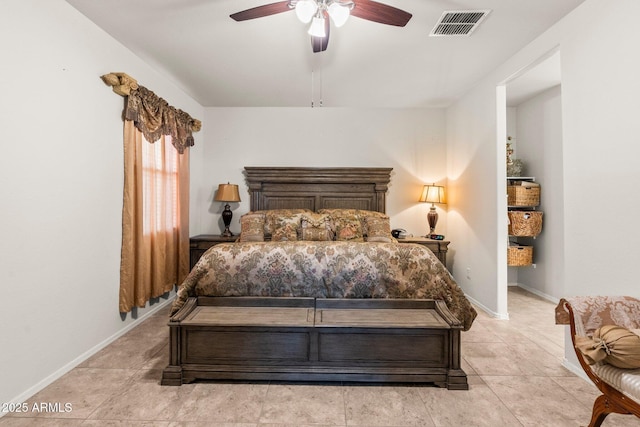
[508,245,533,266]
[508,211,543,236]
[507,185,540,206]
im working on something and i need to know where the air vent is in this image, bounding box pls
[430,10,491,37]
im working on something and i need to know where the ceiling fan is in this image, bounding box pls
[230,0,412,53]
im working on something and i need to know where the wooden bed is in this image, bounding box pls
[162,167,470,389]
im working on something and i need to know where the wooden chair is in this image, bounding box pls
[558,297,640,427]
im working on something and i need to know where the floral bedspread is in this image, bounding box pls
[171,241,477,330]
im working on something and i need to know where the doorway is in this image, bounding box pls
[499,48,565,313]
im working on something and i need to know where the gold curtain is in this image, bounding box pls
[103,75,199,313]
[119,121,191,313]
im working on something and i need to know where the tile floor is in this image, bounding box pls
[1,287,638,426]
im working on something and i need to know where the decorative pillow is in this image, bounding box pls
[270,214,303,241]
[318,208,388,237]
[364,216,394,243]
[332,215,364,242]
[301,213,333,241]
[264,209,311,236]
[239,212,265,242]
[575,325,640,369]
[271,223,298,241]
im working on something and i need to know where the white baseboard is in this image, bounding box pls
[2,296,174,416]
[465,293,510,320]
[511,282,560,305]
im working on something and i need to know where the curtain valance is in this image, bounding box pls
[101,72,201,153]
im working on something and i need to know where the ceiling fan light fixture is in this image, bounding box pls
[231,0,412,53]
[327,2,350,27]
[295,0,318,23]
[308,13,326,37]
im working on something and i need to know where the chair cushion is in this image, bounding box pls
[575,325,640,369]
[592,363,640,404]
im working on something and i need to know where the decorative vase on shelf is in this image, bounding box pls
[507,159,524,177]
[506,137,524,177]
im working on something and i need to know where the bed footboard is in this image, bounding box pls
[162,297,467,390]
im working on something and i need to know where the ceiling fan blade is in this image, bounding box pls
[350,0,412,27]
[311,16,330,53]
[230,1,292,21]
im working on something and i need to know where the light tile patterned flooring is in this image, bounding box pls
[2,287,639,426]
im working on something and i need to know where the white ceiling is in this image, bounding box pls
[506,50,561,107]
[66,0,583,108]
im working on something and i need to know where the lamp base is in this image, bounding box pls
[427,204,438,236]
[221,203,234,237]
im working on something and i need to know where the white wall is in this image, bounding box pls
[0,0,204,405]
[559,2,640,295]
[195,108,447,243]
[446,82,507,316]
[446,0,639,365]
[514,85,565,300]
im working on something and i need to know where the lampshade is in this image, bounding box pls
[419,184,446,204]
[295,0,352,38]
[295,0,318,23]
[308,13,326,37]
[328,2,350,27]
[214,183,241,203]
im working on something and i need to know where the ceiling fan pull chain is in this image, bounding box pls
[319,52,323,107]
[311,69,315,108]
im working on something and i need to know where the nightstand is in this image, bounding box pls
[397,237,450,268]
[189,234,237,269]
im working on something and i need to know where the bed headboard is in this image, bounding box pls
[244,167,392,213]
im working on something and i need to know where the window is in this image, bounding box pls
[141,135,179,234]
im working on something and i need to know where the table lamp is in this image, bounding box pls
[214,183,241,237]
[419,184,446,236]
